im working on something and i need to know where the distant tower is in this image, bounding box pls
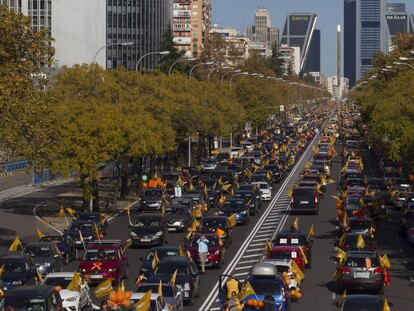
[337,24,341,87]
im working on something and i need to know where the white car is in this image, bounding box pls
[241,142,254,152]
[229,146,243,159]
[200,157,218,171]
[131,292,168,311]
[43,272,91,311]
[252,182,272,201]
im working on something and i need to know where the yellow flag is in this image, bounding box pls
[357,233,365,249]
[343,212,349,227]
[336,248,347,262]
[0,264,5,278]
[227,214,237,228]
[0,288,3,299]
[308,224,315,240]
[178,245,184,257]
[8,235,22,252]
[157,280,163,298]
[120,279,125,292]
[67,272,81,292]
[383,299,391,311]
[123,239,132,252]
[135,289,152,311]
[300,248,308,265]
[58,205,65,218]
[36,271,44,284]
[93,223,100,239]
[342,289,347,298]
[333,270,339,281]
[94,277,113,298]
[239,281,256,300]
[291,217,299,232]
[135,274,145,286]
[170,270,177,286]
[291,260,305,283]
[66,208,76,216]
[338,234,346,247]
[331,195,341,202]
[152,252,160,270]
[36,227,45,239]
[265,240,272,255]
[380,254,391,270]
[222,183,232,193]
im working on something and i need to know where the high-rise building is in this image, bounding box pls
[384,4,414,52]
[1,0,107,68]
[106,0,172,70]
[280,13,319,73]
[2,0,173,70]
[172,0,211,57]
[344,0,388,87]
[246,7,279,55]
[279,46,301,75]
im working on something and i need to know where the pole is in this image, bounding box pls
[337,24,341,87]
[188,136,191,166]
[230,131,233,150]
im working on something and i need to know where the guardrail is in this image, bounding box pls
[0,160,30,172]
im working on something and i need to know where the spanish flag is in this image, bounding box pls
[134,289,152,311]
[290,217,299,232]
[170,270,177,286]
[308,224,315,240]
[8,235,22,252]
[36,227,45,239]
[66,272,81,292]
[94,277,113,298]
[382,298,391,311]
[356,233,365,250]
[151,252,160,270]
[239,281,256,300]
[265,240,272,255]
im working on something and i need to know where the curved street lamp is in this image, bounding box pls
[168,57,196,76]
[188,62,215,79]
[208,66,229,80]
[229,72,249,92]
[135,51,170,72]
[221,69,241,83]
[92,42,134,65]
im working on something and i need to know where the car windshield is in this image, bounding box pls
[155,264,189,276]
[145,250,178,261]
[202,220,226,230]
[342,298,383,310]
[83,249,116,261]
[4,297,46,311]
[136,285,174,297]
[257,183,268,190]
[349,219,372,230]
[24,246,50,258]
[134,217,162,227]
[275,265,290,273]
[166,205,185,214]
[143,190,163,198]
[44,276,73,288]
[223,201,244,208]
[0,260,25,273]
[68,223,93,231]
[78,214,99,221]
[346,197,360,205]
[249,279,281,296]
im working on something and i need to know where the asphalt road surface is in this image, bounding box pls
[2,136,414,310]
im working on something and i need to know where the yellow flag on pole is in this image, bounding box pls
[170,270,177,286]
[357,233,365,249]
[94,277,113,299]
[135,290,152,311]
[58,205,65,218]
[239,281,256,300]
[0,264,5,278]
[8,235,22,252]
[67,272,81,292]
[157,280,163,298]
[290,217,299,232]
[151,252,160,270]
[36,227,45,239]
[308,224,315,240]
[380,254,391,270]
[179,244,185,257]
[265,240,272,255]
[382,299,391,311]
[66,208,76,216]
[300,248,308,265]
[291,260,305,283]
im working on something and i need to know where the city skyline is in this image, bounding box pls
[212,0,414,76]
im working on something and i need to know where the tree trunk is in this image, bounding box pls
[80,174,89,212]
[91,179,100,212]
[120,161,129,200]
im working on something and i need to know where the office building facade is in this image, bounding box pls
[344,0,388,87]
[280,13,319,73]
[172,0,211,57]
[385,3,414,52]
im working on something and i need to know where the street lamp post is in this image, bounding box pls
[168,57,196,76]
[135,51,170,72]
[221,69,241,83]
[229,72,249,92]
[92,42,134,65]
[394,61,414,70]
[188,62,215,79]
[208,66,229,80]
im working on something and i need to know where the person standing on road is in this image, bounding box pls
[196,234,209,274]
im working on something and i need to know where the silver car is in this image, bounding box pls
[136,283,184,311]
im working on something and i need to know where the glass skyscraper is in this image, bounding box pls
[344,0,387,87]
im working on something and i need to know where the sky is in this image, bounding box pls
[211,0,414,76]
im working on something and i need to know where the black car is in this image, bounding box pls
[165,203,192,232]
[139,246,180,276]
[76,212,109,235]
[336,295,388,311]
[147,256,200,305]
[3,285,63,310]
[63,220,98,248]
[218,199,250,225]
[290,187,319,214]
[238,183,262,207]
[0,255,37,291]
[22,242,64,276]
[234,190,260,215]
[140,189,165,212]
[39,236,77,264]
[130,213,168,247]
[199,216,232,245]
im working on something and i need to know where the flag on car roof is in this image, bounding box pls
[94,277,113,299]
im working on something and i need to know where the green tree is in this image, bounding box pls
[158,24,185,74]
[266,46,284,77]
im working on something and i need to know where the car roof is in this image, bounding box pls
[85,240,122,249]
[250,263,277,276]
[347,250,376,258]
[159,256,190,265]
[25,242,53,247]
[4,285,55,297]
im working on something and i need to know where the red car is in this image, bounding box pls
[265,246,306,270]
[78,240,128,285]
[185,233,225,268]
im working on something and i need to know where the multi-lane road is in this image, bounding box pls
[1,133,414,310]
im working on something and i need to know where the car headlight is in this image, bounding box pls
[184,282,191,290]
[65,295,78,302]
[155,231,163,237]
[12,280,22,285]
[44,262,51,267]
[130,231,137,237]
[173,220,183,226]
[108,268,117,272]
